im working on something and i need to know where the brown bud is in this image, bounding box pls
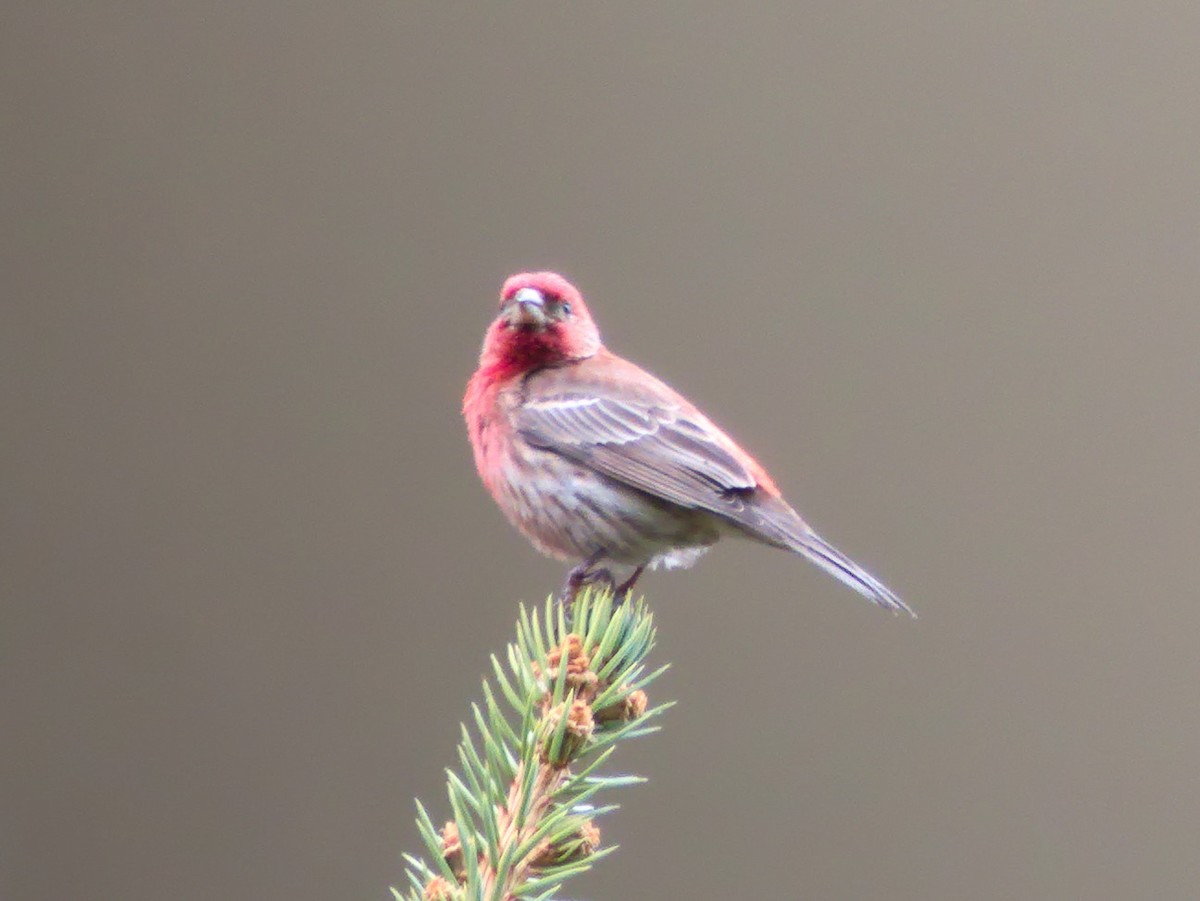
[594,687,648,724]
[569,668,600,698]
[423,875,457,901]
[532,628,600,710]
[528,817,602,868]
[439,821,463,879]
[547,633,590,675]
[537,634,602,702]
[624,689,648,719]
[575,818,602,858]
[566,699,594,735]
[540,699,595,765]
[527,838,556,869]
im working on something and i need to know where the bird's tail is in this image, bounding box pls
[741,501,913,616]
[789,528,914,616]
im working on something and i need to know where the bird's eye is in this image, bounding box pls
[560,302,572,315]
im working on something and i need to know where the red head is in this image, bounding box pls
[478,272,602,372]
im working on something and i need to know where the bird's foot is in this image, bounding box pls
[558,561,643,608]
[558,551,609,604]
[559,568,615,604]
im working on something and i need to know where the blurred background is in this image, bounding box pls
[4,4,1199,899]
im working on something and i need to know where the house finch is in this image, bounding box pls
[463,271,912,615]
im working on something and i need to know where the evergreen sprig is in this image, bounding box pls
[395,588,671,901]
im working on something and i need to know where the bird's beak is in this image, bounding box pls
[504,287,549,330]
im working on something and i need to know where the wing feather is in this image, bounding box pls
[516,358,759,516]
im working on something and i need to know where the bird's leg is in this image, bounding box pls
[614,565,645,600]
[559,550,608,604]
[586,567,616,592]
[559,567,587,605]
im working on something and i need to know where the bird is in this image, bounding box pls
[463,271,912,616]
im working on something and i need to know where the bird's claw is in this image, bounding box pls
[558,559,644,606]
[558,566,614,604]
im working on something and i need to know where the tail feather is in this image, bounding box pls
[791,529,914,616]
[737,499,913,615]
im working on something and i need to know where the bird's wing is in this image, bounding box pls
[517,355,914,615]
[514,355,763,516]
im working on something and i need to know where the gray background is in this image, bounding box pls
[5,4,1199,900]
